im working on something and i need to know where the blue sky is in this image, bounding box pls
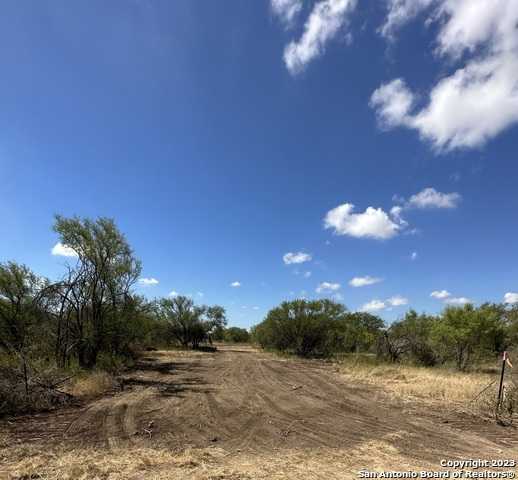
[1,0,518,327]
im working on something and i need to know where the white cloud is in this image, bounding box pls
[284,0,357,75]
[431,290,451,299]
[283,252,312,264]
[324,203,400,240]
[361,299,386,312]
[370,78,415,129]
[252,306,260,310]
[387,295,408,306]
[349,276,382,287]
[390,205,408,227]
[407,188,461,209]
[504,292,518,305]
[316,281,341,293]
[361,294,408,311]
[169,290,179,297]
[379,0,433,39]
[51,242,78,258]
[445,296,471,305]
[230,281,241,288]
[411,251,418,261]
[138,277,159,286]
[303,271,312,278]
[271,0,303,27]
[373,0,518,151]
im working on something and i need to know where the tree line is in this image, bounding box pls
[252,299,518,370]
[0,216,235,414]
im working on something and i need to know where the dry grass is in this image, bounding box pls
[338,359,496,408]
[66,371,117,398]
[0,436,432,480]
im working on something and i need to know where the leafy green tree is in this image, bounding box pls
[253,299,347,357]
[224,327,250,343]
[52,215,142,367]
[157,296,226,349]
[205,305,227,342]
[390,310,438,366]
[340,312,384,353]
[0,262,42,354]
[430,304,504,370]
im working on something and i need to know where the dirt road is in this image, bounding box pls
[3,346,518,478]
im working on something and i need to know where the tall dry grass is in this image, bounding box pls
[0,440,433,480]
[338,356,497,409]
[66,371,117,398]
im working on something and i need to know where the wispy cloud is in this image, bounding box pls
[430,290,451,299]
[361,295,408,312]
[283,0,357,75]
[387,295,408,306]
[406,188,461,209]
[361,299,386,312]
[271,0,303,27]
[139,277,159,286]
[445,296,472,305]
[316,281,341,293]
[230,281,241,288]
[349,276,382,287]
[283,252,312,264]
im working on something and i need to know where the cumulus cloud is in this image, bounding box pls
[271,0,303,27]
[283,252,312,265]
[361,299,386,312]
[407,188,461,209]
[387,295,408,306]
[230,281,241,288]
[445,296,471,305]
[316,281,341,293]
[361,294,408,312]
[138,277,159,286]
[51,242,78,258]
[431,290,451,299]
[324,203,400,240]
[370,78,415,129]
[284,0,357,74]
[169,290,179,297]
[504,292,518,305]
[349,276,382,287]
[373,0,518,151]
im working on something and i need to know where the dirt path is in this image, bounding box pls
[2,346,518,478]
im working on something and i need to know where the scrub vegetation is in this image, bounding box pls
[1,216,518,479]
[0,216,229,416]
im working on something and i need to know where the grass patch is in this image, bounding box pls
[338,355,497,409]
[66,371,117,398]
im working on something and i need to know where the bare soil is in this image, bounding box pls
[2,346,517,478]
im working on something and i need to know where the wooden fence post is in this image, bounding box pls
[497,351,507,410]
